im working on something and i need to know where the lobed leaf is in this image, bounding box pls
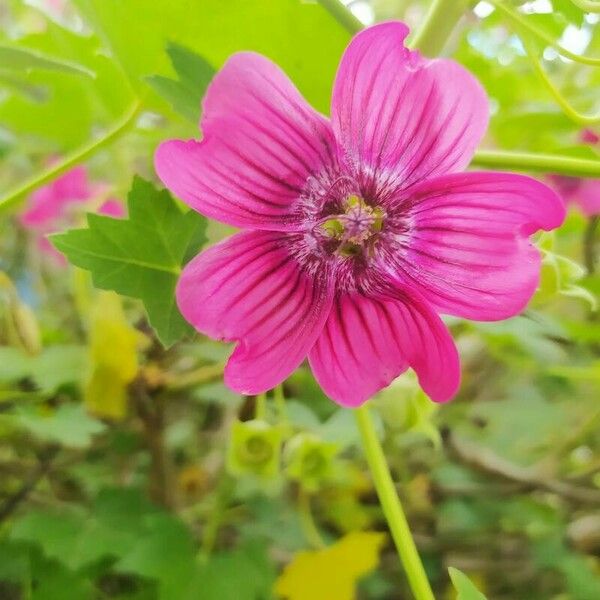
[147,42,215,122]
[52,177,207,347]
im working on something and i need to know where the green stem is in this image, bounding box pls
[0,98,142,214]
[298,488,326,549]
[522,36,600,126]
[570,0,600,13]
[471,149,600,177]
[273,384,288,424]
[355,405,434,600]
[488,0,600,66]
[349,5,469,599]
[316,0,363,35]
[199,476,232,560]
[409,0,471,56]
[255,392,267,420]
[584,215,599,274]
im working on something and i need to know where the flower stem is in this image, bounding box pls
[273,384,288,424]
[354,404,435,600]
[472,149,600,177]
[349,5,469,599]
[409,0,471,56]
[489,0,600,66]
[298,488,326,549]
[584,216,599,274]
[0,98,142,215]
[570,0,600,12]
[316,0,363,35]
[255,392,267,420]
[521,36,600,126]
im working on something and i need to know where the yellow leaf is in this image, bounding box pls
[275,531,386,600]
[84,292,138,420]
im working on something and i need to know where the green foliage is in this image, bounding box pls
[0,345,86,393]
[3,488,276,600]
[15,404,106,448]
[1,1,600,599]
[0,45,95,78]
[449,568,488,600]
[73,0,350,112]
[0,13,130,150]
[147,42,215,123]
[52,177,207,347]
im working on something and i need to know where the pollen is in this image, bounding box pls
[320,195,384,257]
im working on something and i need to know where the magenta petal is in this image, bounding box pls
[308,291,460,407]
[98,199,125,218]
[155,52,337,231]
[388,171,566,321]
[331,22,488,191]
[572,179,600,217]
[177,230,333,394]
[20,166,92,230]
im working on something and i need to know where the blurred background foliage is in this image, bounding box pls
[0,0,599,598]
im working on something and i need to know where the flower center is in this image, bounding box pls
[320,195,384,257]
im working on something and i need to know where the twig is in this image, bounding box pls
[0,445,59,522]
[163,362,224,390]
[131,378,173,508]
[445,430,600,504]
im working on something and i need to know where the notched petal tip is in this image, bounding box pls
[308,291,461,409]
[349,20,411,45]
[176,230,334,396]
[332,20,489,187]
[154,138,199,198]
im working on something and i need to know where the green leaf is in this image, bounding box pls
[0,73,48,101]
[51,177,207,347]
[73,0,350,113]
[449,567,488,600]
[191,543,276,600]
[0,45,95,78]
[147,42,215,122]
[0,16,130,149]
[0,345,86,393]
[115,514,199,600]
[15,404,106,448]
[11,510,84,563]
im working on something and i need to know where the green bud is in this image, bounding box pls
[373,372,440,448]
[227,419,282,479]
[285,433,337,491]
[535,246,597,310]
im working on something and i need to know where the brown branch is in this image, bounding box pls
[445,430,600,504]
[0,445,59,522]
[131,378,173,509]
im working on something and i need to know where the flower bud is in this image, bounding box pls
[284,433,337,491]
[373,372,440,447]
[227,419,282,479]
[535,234,596,310]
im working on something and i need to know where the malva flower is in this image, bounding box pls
[155,22,565,407]
[548,129,600,218]
[21,165,124,262]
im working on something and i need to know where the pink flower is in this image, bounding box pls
[548,176,600,218]
[155,22,564,407]
[21,166,124,262]
[548,130,600,217]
